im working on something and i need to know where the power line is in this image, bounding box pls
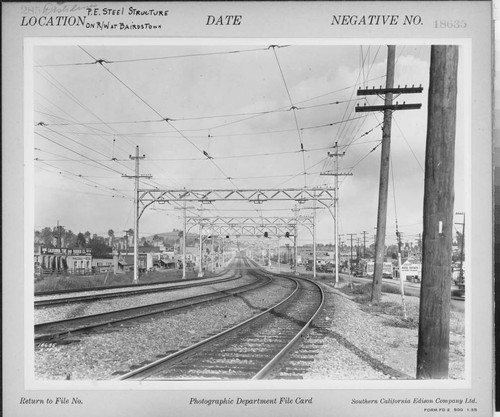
[35,131,128,176]
[79,46,165,120]
[272,45,309,187]
[76,46,264,219]
[35,161,133,199]
[36,46,287,67]
[392,114,424,172]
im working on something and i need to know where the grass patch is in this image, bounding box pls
[383,316,419,329]
[337,281,414,298]
[450,311,465,335]
[34,269,214,292]
[338,282,420,329]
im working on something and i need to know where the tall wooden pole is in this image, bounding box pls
[416,45,458,379]
[313,206,317,279]
[372,45,396,303]
[277,239,281,273]
[198,226,203,277]
[182,201,187,279]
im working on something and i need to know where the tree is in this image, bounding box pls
[455,231,464,251]
[65,230,76,248]
[52,225,66,248]
[39,227,54,246]
[88,236,112,258]
[76,232,86,248]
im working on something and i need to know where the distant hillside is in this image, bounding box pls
[145,231,197,240]
[145,231,198,247]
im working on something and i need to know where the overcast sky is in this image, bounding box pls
[32,42,466,247]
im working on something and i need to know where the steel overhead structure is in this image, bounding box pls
[197,224,290,238]
[188,215,315,273]
[138,187,335,204]
[187,216,313,237]
[135,188,330,277]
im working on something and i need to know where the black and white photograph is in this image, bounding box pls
[3,1,494,417]
[31,41,467,382]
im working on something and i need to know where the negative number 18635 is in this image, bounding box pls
[434,20,467,29]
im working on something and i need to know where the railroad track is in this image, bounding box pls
[35,269,237,307]
[115,271,324,380]
[35,271,271,343]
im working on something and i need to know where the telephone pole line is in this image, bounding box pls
[356,45,423,303]
[347,233,356,273]
[455,212,465,285]
[122,146,152,284]
[321,142,352,284]
[56,220,64,248]
[396,223,408,319]
[416,45,459,379]
[362,230,368,258]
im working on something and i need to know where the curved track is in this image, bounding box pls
[35,270,236,307]
[35,269,270,342]
[116,268,324,380]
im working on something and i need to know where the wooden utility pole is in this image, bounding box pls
[362,230,368,258]
[371,45,395,303]
[455,212,465,284]
[122,146,151,284]
[356,45,422,303]
[183,202,187,278]
[56,220,64,248]
[396,225,408,319]
[416,45,458,379]
[347,233,356,272]
[321,143,352,284]
[198,225,203,277]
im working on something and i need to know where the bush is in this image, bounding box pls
[383,316,419,329]
[382,283,414,297]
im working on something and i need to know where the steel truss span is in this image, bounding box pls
[138,187,335,203]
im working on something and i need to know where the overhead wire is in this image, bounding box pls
[36,43,425,240]
[271,46,306,187]
[35,46,287,67]
[77,45,262,221]
[54,48,206,199]
[35,131,127,176]
[35,161,133,199]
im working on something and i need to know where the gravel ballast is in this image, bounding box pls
[34,275,257,324]
[299,282,464,380]
[35,277,295,380]
[34,276,465,381]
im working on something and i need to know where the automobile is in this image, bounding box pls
[354,268,366,277]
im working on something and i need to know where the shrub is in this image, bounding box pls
[383,316,419,329]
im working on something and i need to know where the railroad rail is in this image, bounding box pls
[35,270,271,342]
[115,270,324,380]
[34,270,238,307]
